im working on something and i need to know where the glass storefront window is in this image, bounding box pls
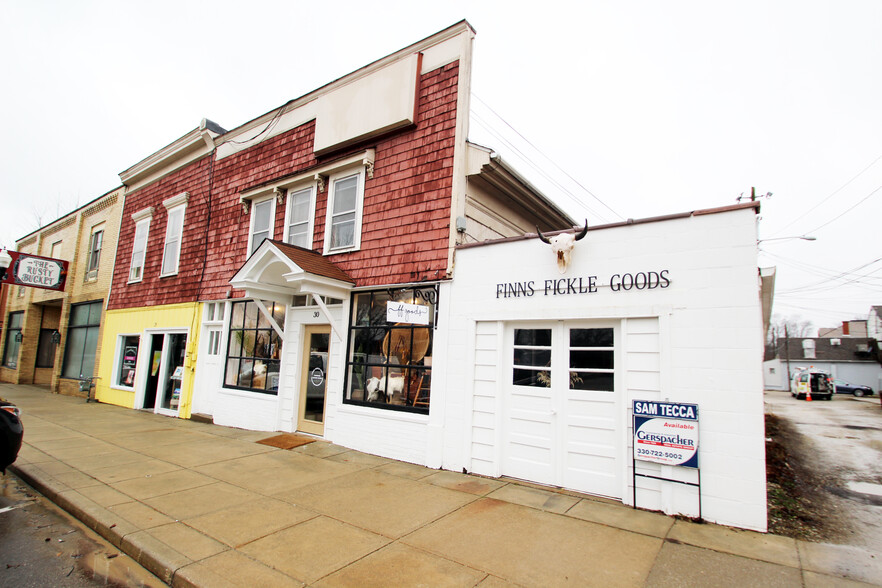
[116,335,140,388]
[224,300,285,394]
[344,286,436,413]
[61,301,103,379]
[2,312,24,368]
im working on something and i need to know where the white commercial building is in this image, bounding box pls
[439,202,768,531]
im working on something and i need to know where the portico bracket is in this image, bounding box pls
[311,293,344,342]
[252,298,285,339]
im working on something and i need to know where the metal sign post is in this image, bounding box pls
[631,400,701,520]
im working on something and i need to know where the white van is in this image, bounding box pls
[791,368,834,401]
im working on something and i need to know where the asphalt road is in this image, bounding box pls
[764,390,882,553]
[0,471,166,587]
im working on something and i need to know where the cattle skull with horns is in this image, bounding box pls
[536,220,588,274]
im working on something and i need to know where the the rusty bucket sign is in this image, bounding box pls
[1,251,68,292]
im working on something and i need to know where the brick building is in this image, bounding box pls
[1,187,124,395]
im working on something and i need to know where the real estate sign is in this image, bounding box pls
[633,400,699,468]
[1,251,68,292]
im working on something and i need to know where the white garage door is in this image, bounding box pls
[504,321,621,498]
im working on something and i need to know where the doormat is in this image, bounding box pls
[256,433,316,450]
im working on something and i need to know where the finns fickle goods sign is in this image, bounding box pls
[1,251,69,292]
[633,400,699,468]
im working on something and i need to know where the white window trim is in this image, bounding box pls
[128,217,151,283]
[282,184,316,249]
[323,166,365,255]
[110,333,141,392]
[160,194,188,277]
[247,195,276,255]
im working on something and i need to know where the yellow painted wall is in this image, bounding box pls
[95,302,202,419]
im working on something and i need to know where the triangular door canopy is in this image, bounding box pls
[229,240,355,305]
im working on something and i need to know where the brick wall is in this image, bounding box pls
[0,189,122,393]
[110,62,459,311]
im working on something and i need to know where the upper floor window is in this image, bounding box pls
[161,192,188,277]
[50,240,63,259]
[129,207,154,283]
[85,224,104,281]
[249,197,275,255]
[324,168,364,254]
[284,186,314,249]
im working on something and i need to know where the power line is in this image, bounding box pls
[770,153,882,237]
[471,93,625,222]
[470,113,606,221]
[802,184,882,236]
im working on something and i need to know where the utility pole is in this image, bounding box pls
[784,324,792,391]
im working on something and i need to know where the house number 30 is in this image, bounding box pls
[313,311,320,318]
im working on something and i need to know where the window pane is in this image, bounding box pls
[253,200,272,231]
[244,302,259,329]
[515,329,552,347]
[225,358,240,387]
[231,301,245,328]
[513,348,551,367]
[80,327,99,377]
[130,222,148,279]
[167,208,183,239]
[8,312,23,329]
[570,372,614,391]
[69,304,91,326]
[87,301,103,324]
[271,302,286,329]
[513,368,550,387]
[570,350,614,370]
[570,328,613,348]
[287,225,308,248]
[162,240,180,274]
[62,328,87,378]
[117,336,140,387]
[333,176,358,213]
[330,218,355,249]
[251,230,269,254]
[289,188,311,223]
[3,314,24,368]
[89,231,103,271]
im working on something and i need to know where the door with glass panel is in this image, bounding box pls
[504,322,620,498]
[298,325,331,435]
[141,332,187,417]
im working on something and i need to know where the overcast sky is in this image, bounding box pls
[2,0,879,332]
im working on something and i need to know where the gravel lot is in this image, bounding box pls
[764,389,882,552]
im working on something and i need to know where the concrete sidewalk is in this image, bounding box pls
[3,384,879,587]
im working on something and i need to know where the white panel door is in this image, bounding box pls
[502,322,621,498]
[504,325,556,485]
[562,324,620,498]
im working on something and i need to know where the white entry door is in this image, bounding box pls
[503,321,621,498]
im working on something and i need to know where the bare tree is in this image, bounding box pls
[768,314,814,346]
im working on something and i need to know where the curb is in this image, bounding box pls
[10,462,179,585]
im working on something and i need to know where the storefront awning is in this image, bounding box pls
[229,240,355,305]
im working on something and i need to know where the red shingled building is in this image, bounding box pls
[95,22,573,456]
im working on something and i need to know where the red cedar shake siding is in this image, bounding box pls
[109,62,458,311]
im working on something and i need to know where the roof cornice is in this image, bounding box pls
[119,118,226,191]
